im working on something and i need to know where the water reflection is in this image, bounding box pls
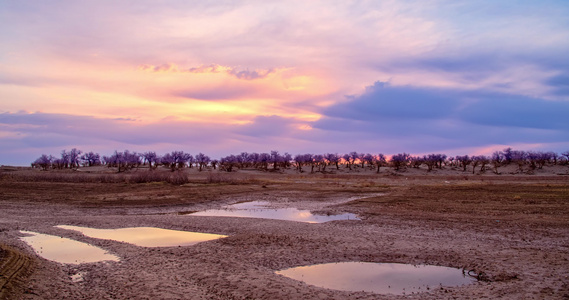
[189,201,359,223]
[56,225,227,247]
[276,262,476,295]
[20,231,119,264]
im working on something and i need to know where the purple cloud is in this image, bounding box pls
[314,82,569,153]
[228,68,275,80]
[546,74,569,96]
[141,63,277,81]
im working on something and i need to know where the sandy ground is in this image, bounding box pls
[1,165,568,299]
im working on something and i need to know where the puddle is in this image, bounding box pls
[276,262,476,295]
[56,225,227,247]
[188,201,359,223]
[19,231,119,265]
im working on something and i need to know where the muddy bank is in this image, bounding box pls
[1,173,568,299]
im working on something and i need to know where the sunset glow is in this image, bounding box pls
[1,1,568,164]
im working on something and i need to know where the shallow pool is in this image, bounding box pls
[276,262,476,295]
[189,201,359,223]
[20,230,119,264]
[56,225,227,247]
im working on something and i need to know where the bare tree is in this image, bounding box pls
[32,154,53,170]
[342,153,353,170]
[142,151,159,170]
[195,153,210,171]
[527,151,537,170]
[210,159,219,170]
[491,151,503,174]
[281,153,292,169]
[362,153,374,169]
[373,154,387,173]
[502,147,513,164]
[104,150,141,172]
[220,155,238,172]
[561,151,569,165]
[325,153,340,170]
[60,150,70,169]
[68,148,83,169]
[390,153,410,171]
[511,150,527,173]
[410,156,424,169]
[257,153,271,171]
[447,156,456,168]
[423,154,438,171]
[455,155,472,172]
[312,154,324,172]
[239,152,251,169]
[161,151,191,171]
[471,155,489,174]
[81,151,101,167]
[536,152,552,169]
[548,152,558,165]
[104,151,123,172]
[435,154,447,169]
[187,154,195,168]
[477,155,490,173]
[270,150,281,170]
[350,152,361,169]
[294,154,312,173]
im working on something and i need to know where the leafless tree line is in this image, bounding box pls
[32,148,569,174]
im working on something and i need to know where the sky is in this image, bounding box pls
[1,0,569,165]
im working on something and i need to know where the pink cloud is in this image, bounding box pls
[140,63,277,80]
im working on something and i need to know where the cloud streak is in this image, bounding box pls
[139,63,277,80]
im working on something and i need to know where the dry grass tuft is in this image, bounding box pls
[205,172,259,185]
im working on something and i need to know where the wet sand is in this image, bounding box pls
[1,167,568,299]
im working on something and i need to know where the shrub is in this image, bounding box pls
[166,172,190,185]
[206,173,236,184]
[129,172,169,183]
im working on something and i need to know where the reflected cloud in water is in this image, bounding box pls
[56,225,227,247]
[276,262,476,295]
[189,201,359,223]
[20,230,119,264]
